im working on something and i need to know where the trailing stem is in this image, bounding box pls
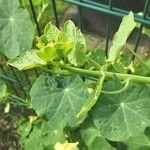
[51,63,150,84]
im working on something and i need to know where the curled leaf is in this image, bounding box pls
[108,12,136,62]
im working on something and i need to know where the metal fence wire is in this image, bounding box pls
[0,0,150,98]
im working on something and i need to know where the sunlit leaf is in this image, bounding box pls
[108,12,136,62]
[36,23,74,62]
[54,141,79,150]
[8,50,46,70]
[0,79,7,101]
[65,20,87,66]
[43,22,60,43]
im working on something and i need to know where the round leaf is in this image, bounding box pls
[92,83,150,141]
[0,0,34,58]
[30,74,89,127]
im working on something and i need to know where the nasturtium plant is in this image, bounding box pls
[8,50,46,70]
[6,11,150,150]
[81,116,117,150]
[0,0,34,58]
[18,119,65,150]
[108,11,136,62]
[30,74,90,127]
[0,79,7,101]
[124,127,150,150]
[92,82,150,141]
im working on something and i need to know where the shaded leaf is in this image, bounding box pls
[65,20,87,66]
[81,116,116,150]
[112,60,127,73]
[18,120,65,150]
[90,48,106,66]
[108,12,136,62]
[0,0,34,58]
[8,50,46,70]
[92,82,150,141]
[124,128,150,150]
[30,74,89,127]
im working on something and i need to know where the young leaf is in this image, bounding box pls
[108,12,136,62]
[36,23,74,62]
[43,22,60,43]
[65,20,87,66]
[30,74,90,127]
[8,50,46,70]
[92,82,150,141]
[0,79,7,101]
[0,0,34,58]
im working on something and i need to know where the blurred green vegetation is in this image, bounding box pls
[19,0,69,34]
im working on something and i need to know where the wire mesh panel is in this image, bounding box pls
[62,0,150,54]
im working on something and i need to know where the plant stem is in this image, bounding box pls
[53,63,150,84]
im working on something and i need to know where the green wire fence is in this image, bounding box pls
[0,0,150,99]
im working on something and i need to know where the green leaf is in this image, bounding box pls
[18,120,65,150]
[36,22,74,62]
[124,128,150,150]
[90,48,106,66]
[0,79,7,101]
[92,82,150,141]
[22,0,42,6]
[81,116,116,150]
[108,12,136,62]
[135,59,150,76]
[43,22,60,43]
[65,20,87,66]
[30,74,89,127]
[0,0,34,58]
[112,60,127,73]
[8,50,46,70]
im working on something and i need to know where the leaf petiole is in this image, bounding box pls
[101,80,129,94]
[51,63,150,84]
[76,72,105,118]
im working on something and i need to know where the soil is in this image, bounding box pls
[0,107,20,150]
